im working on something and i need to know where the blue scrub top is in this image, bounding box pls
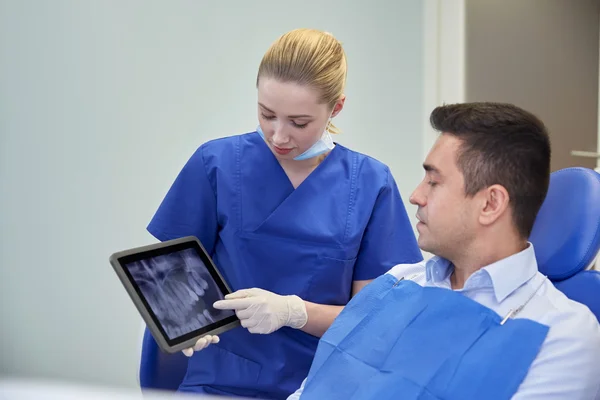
[147,131,422,399]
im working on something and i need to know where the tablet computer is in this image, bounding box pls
[109,236,240,353]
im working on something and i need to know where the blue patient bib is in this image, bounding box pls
[300,274,549,400]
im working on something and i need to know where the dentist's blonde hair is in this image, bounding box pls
[256,28,347,134]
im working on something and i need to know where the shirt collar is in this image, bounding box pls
[482,242,538,302]
[424,243,539,302]
[425,257,453,283]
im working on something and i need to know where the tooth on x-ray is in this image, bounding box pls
[127,248,234,340]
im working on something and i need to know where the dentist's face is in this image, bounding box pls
[257,78,341,160]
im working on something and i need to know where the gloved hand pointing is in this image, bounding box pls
[213,288,308,334]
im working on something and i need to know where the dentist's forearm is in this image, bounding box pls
[298,279,373,337]
[300,302,344,337]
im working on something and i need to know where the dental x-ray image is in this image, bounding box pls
[125,248,234,340]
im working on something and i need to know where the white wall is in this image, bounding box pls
[0,0,425,390]
[422,0,465,161]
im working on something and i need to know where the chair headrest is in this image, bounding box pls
[530,167,600,281]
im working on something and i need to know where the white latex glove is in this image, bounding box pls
[181,334,220,357]
[213,288,308,334]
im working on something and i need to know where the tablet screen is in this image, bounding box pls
[119,242,236,344]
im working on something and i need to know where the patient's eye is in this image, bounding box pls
[428,181,437,187]
[261,114,275,120]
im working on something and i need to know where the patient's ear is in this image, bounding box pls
[478,184,510,227]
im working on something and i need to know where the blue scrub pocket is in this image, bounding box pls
[182,344,262,389]
[305,254,357,306]
[233,231,357,303]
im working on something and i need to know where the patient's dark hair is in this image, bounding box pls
[429,102,551,239]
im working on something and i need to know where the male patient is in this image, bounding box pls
[289,102,600,400]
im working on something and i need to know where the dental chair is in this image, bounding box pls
[139,325,188,391]
[138,167,600,391]
[529,167,600,321]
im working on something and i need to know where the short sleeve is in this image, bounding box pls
[353,168,423,281]
[147,145,219,255]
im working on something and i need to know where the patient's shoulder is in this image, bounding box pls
[531,280,599,330]
[540,282,600,342]
[386,260,427,282]
[529,280,600,373]
[516,282,600,397]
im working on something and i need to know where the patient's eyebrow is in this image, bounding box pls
[423,163,440,174]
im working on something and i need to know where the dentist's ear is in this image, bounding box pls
[331,95,346,118]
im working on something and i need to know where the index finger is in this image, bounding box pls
[213,298,255,310]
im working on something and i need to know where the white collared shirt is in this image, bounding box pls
[288,244,600,400]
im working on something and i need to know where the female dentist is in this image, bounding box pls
[147,28,422,399]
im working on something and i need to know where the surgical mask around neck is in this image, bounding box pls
[294,119,335,161]
[256,115,336,161]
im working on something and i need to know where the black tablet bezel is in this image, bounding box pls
[110,236,239,351]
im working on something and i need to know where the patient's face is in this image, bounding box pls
[409,134,478,258]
